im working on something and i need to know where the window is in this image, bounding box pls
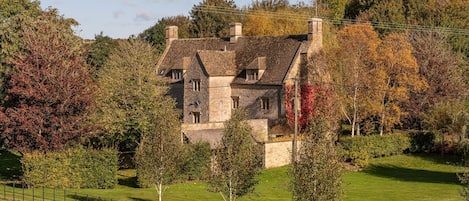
[172,70,182,80]
[246,70,259,80]
[261,97,270,110]
[192,79,201,91]
[192,112,200,123]
[232,96,239,109]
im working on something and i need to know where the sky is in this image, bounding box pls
[39,0,254,39]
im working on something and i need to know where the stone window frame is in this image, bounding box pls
[260,97,270,110]
[172,69,183,80]
[192,112,201,123]
[232,96,239,109]
[192,79,201,91]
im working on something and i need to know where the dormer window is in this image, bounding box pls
[246,70,259,81]
[172,69,183,80]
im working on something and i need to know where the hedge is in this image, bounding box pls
[22,147,118,189]
[340,134,410,168]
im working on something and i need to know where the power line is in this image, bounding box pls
[194,5,469,36]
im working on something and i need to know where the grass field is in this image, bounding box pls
[0,150,466,201]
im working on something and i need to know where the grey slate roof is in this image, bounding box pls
[158,35,308,85]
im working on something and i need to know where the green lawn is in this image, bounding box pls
[0,150,466,201]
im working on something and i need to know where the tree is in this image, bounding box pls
[210,110,261,201]
[85,33,118,79]
[243,6,308,36]
[291,79,342,200]
[405,31,468,129]
[0,10,94,153]
[94,39,168,151]
[376,32,427,135]
[291,118,343,201]
[333,23,382,136]
[190,0,239,38]
[139,15,191,53]
[94,39,181,201]
[0,0,43,101]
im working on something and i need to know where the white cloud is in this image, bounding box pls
[135,11,154,21]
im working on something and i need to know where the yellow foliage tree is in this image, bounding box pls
[377,33,428,135]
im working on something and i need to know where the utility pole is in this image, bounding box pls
[292,76,299,164]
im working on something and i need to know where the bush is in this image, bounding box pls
[22,147,118,189]
[408,131,436,153]
[340,134,410,168]
[181,143,211,181]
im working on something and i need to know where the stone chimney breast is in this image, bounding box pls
[166,26,178,45]
[230,22,242,43]
[308,18,323,52]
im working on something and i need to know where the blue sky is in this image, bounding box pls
[39,0,254,39]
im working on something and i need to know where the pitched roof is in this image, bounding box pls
[158,35,308,85]
[196,50,237,76]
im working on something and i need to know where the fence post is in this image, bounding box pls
[42,187,45,201]
[3,183,5,200]
[13,182,15,201]
[23,185,25,201]
[32,187,34,201]
[64,189,66,201]
[53,188,56,201]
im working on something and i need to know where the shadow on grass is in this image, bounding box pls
[129,197,152,201]
[68,194,108,201]
[363,164,460,185]
[118,176,139,188]
[0,149,22,181]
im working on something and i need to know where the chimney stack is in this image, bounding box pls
[230,22,242,43]
[166,26,178,45]
[308,18,323,50]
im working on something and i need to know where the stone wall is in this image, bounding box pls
[263,140,301,168]
[208,76,234,122]
[231,85,283,125]
[183,58,209,123]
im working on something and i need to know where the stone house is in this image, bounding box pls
[156,18,323,148]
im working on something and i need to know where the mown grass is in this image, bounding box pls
[0,149,466,201]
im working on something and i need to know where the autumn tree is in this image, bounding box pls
[333,23,382,136]
[85,33,118,79]
[0,0,43,101]
[376,33,427,135]
[139,15,191,53]
[210,110,261,201]
[190,0,239,38]
[405,31,468,129]
[0,10,94,153]
[243,6,308,36]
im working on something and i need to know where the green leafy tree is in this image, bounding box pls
[210,110,261,201]
[85,33,118,79]
[93,39,170,151]
[139,15,191,53]
[291,117,343,201]
[190,0,239,38]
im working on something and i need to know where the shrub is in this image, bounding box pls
[340,134,410,168]
[408,131,436,153]
[22,147,118,189]
[181,142,211,181]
